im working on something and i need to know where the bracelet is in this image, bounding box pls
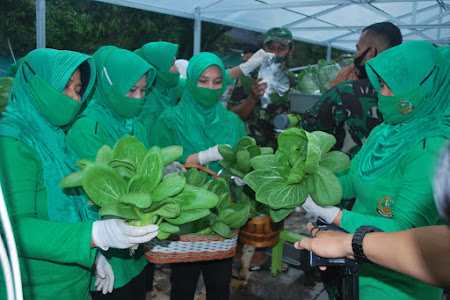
[351,225,382,264]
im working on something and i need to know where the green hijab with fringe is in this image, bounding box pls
[135,42,180,132]
[361,41,450,180]
[0,48,99,223]
[81,46,155,148]
[153,52,246,173]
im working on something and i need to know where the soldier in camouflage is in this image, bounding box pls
[301,22,402,159]
[228,27,297,150]
[228,27,296,279]
[302,78,381,158]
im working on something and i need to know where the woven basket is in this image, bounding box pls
[239,215,283,248]
[144,229,238,263]
[144,164,238,263]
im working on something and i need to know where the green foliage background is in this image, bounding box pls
[0,0,347,65]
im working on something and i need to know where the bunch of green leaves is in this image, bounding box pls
[243,128,351,222]
[178,168,251,239]
[60,136,220,239]
[218,136,273,179]
[295,59,341,94]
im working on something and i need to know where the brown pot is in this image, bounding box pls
[239,215,283,247]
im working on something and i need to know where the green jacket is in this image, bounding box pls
[66,46,153,291]
[151,52,247,174]
[338,131,446,299]
[0,137,96,300]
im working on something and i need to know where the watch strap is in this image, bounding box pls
[351,225,382,264]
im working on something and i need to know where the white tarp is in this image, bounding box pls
[93,0,450,52]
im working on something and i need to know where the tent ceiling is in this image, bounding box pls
[95,0,450,52]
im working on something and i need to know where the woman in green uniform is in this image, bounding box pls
[151,52,247,300]
[65,45,157,299]
[0,48,159,300]
[135,41,181,141]
[302,41,450,299]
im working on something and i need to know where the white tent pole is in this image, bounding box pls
[193,7,201,55]
[36,0,46,49]
[326,43,331,62]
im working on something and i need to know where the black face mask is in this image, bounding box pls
[353,47,376,79]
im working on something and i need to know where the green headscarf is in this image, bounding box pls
[135,42,180,132]
[0,48,99,223]
[81,46,155,148]
[154,52,245,173]
[360,41,450,180]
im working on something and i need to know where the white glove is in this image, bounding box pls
[239,49,275,75]
[92,219,159,251]
[163,161,186,176]
[198,145,223,165]
[232,176,246,186]
[301,195,340,224]
[94,253,114,295]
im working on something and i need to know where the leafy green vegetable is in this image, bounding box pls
[242,127,351,221]
[118,192,152,209]
[165,208,211,225]
[60,136,224,240]
[112,136,147,169]
[218,145,236,163]
[250,154,276,170]
[151,173,186,202]
[218,136,274,180]
[320,151,351,173]
[96,145,113,166]
[161,145,183,165]
[82,163,127,207]
[59,170,83,188]
[295,60,341,95]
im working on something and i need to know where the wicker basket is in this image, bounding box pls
[239,215,283,247]
[144,229,238,263]
[144,164,238,263]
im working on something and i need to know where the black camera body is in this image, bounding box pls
[307,221,360,273]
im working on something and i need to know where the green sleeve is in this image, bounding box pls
[66,116,110,161]
[337,150,362,200]
[340,137,446,233]
[0,137,95,267]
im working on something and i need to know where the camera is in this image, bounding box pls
[307,221,360,273]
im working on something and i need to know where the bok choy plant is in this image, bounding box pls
[177,168,251,239]
[243,128,351,222]
[60,136,220,239]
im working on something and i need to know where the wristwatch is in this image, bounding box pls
[351,225,383,264]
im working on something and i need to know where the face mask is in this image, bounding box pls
[105,86,145,118]
[378,85,426,124]
[25,65,82,127]
[354,47,373,79]
[187,80,226,107]
[157,71,180,88]
[102,67,145,118]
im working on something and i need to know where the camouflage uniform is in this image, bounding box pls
[228,68,296,149]
[301,78,383,158]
